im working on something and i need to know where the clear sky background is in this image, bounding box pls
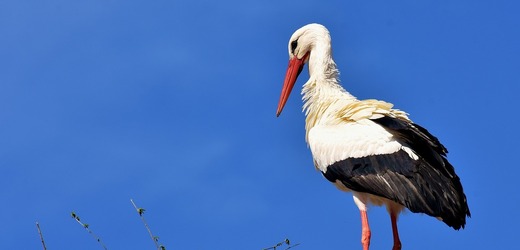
[1,1,518,249]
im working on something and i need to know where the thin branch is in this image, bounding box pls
[285,243,300,250]
[130,199,165,250]
[70,211,108,250]
[263,238,299,250]
[35,221,47,250]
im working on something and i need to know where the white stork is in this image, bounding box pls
[276,23,470,250]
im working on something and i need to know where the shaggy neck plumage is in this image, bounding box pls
[302,41,357,133]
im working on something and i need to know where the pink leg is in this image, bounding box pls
[390,212,402,250]
[360,210,371,250]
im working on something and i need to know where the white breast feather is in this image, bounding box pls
[308,119,411,172]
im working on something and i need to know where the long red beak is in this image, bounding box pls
[276,53,309,117]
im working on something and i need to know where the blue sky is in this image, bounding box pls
[1,0,519,249]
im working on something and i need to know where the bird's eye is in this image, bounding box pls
[290,40,298,54]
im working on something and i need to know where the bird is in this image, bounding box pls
[276,23,470,250]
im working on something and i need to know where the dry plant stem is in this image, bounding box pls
[263,239,300,250]
[35,222,47,250]
[71,213,108,250]
[285,243,300,249]
[130,199,161,250]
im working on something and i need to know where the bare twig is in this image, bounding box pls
[285,243,300,250]
[263,238,299,250]
[35,221,47,250]
[130,199,165,250]
[70,211,108,250]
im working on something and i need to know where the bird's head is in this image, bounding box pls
[276,23,331,117]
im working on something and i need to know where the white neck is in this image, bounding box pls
[301,42,357,136]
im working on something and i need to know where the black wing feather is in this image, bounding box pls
[322,116,470,229]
